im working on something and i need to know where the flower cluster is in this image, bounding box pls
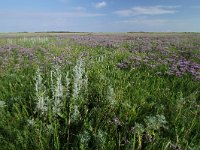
[168,58,200,80]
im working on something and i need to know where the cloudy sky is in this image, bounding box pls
[0,0,200,32]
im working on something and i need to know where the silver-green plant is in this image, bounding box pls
[79,129,90,150]
[134,123,145,149]
[35,68,48,117]
[0,100,6,108]
[65,72,70,98]
[51,66,64,116]
[19,37,49,44]
[70,57,88,122]
[72,58,87,98]
[144,114,168,132]
[95,129,107,149]
[107,86,116,106]
[34,57,89,148]
[67,57,88,147]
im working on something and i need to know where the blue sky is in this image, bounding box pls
[0,0,200,32]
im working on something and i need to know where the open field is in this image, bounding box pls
[0,32,200,149]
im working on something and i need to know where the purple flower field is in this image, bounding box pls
[0,32,200,149]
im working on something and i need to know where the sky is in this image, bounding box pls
[0,0,200,32]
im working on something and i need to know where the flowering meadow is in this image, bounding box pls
[0,32,200,149]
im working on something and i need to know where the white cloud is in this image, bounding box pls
[1,11,105,18]
[112,18,175,32]
[120,19,169,26]
[114,6,179,17]
[95,1,107,8]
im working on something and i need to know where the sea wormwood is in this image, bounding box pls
[70,57,88,122]
[52,66,64,116]
[35,68,48,116]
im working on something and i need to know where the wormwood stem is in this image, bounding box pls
[67,109,71,149]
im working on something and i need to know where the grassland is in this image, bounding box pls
[0,33,200,150]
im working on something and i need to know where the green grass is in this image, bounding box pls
[0,34,200,150]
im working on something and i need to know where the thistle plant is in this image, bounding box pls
[144,114,168,132]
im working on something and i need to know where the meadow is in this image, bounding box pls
[0,32,200,150]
